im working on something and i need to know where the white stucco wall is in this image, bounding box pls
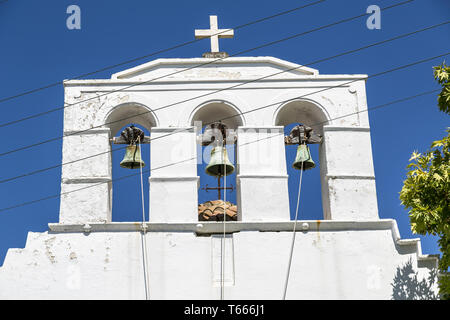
[0,56,439,299]
[0,220,438,300]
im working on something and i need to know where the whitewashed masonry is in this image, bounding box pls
[0,56,439,299]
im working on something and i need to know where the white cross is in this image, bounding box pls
[195,16,234,53]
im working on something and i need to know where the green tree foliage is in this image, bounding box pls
[434,63,450,114]
[400,63,450,299]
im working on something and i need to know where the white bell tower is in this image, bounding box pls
[57,56,379,224]
[0,16,439,300]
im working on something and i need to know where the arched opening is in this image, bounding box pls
[190,101,244,222]
[105,102,158,135]
[190,100,244,129]
[105,103,157,222]
[274,99,329,221]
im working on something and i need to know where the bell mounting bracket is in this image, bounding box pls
[197,122,237,146]
[111,125,150,145]
[284,124,322,145]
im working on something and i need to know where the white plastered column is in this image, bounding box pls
[321,126,379,220]
[236,126,290,221]
[149,127,199,222]
[59,128,112,224]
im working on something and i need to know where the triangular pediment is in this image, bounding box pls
[111,56,318,81]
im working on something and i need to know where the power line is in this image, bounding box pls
[0,0,413,130]
[283,149,305,300]
[216,53,448,123]
[0,0,326,105]
[113,53,448,134]
[137,137,150,300]
[0,41,447,184]
[234,89,439,149]
[0,17,442,160]
[0,87,441,214]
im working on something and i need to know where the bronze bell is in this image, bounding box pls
[120,145,145,169]
[205,146,235,177]
[292,144,315,170]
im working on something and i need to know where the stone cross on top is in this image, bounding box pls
[195,15,234,57]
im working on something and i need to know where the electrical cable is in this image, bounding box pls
[0,47,447,184]
[0,87,440,213]
[138,137,150,300]
[282,149,305,300]
[0,18,445,160]
[0,0,413,131]
[0,0,327,106]
[221,145,227,300]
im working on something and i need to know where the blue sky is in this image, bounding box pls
[0,0,449,266]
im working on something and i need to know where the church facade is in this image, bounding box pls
[0,17,439,300]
